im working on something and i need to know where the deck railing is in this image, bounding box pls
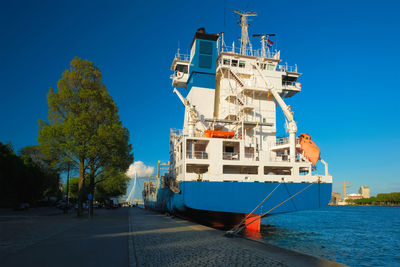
[278,63,298,73]
[220,46,277,58]
[174,53,190,62]
[223,152,240,160]
[186,151,208,160]
[275,137,289,146]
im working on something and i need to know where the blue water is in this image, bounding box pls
[260,206,400,266]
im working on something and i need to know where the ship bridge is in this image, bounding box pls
[171,52,189,88]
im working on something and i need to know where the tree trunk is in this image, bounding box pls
[77,160,85,217]
[89,168,95,218]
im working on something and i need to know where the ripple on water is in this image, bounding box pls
[260,206,400,266]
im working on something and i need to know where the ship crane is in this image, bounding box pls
[253,64,298,163]
[254,64,329,176]
[173,88,206,136]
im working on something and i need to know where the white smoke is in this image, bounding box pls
[126,161,154,178]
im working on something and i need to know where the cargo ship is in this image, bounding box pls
[143,10,332,232]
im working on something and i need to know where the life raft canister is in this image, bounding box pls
[296,133,320,165]
[176,71,183,78]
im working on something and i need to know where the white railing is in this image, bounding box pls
[220,46,277,58]
[170,128,183,137]
[274,155,290,162]
[282,81,301,91]
[282,81,296,87]
[278,63,298,73]
[174,53,190,62]
[223,152,240,160]
[275,136,289,146]
[186,151,208,160]
[273,137,301,147]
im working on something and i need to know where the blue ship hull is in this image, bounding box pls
[144,180,332,227]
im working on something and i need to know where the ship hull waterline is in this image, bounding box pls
[144,181,332,230]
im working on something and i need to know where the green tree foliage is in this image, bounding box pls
[346,193,400,205]
[95,169,129,202]
[38,57,133,216]
[0,142,60,207]
[63,177,80,200]
[19,145,60,199]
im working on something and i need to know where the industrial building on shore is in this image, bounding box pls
[329,186,370,205]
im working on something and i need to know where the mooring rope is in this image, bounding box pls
[228,183,281,234]
[226,182,315,236]
[244,183,315,230]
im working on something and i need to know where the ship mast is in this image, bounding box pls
[253,34,275,58]
[234,10,257,56]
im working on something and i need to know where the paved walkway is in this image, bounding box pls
[128,208,345,267]
[1,208,129,267]
[0,207,345,266]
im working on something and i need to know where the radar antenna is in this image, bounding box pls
[233,10,257,56]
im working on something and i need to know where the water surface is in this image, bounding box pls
[260,206,400,266]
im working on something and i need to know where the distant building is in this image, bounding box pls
[359,186,370,198]
[330,192,342,205]
[347,193,363,200]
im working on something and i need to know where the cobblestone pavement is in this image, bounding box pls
[129,208,286,267]
[0,207,343,267]
[128,208,346,267]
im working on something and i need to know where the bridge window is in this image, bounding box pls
[256,63,266,70]
[267,64,275,71]
[223,58,230,65]
[231,60,238,67]
[175,64,188,73]
[239,61,245,68]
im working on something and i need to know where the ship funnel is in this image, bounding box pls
[197,27,206,34]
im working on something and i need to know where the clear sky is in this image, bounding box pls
[1,0,399,196]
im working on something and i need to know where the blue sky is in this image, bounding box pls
[1,0,399,196]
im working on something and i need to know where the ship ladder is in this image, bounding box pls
[229,69,244,87]
[225,182,315,237]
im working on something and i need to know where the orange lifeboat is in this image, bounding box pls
[204,130,235,139]
[297,133,320,165]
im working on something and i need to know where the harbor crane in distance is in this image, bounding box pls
[157,160,170,178]
[343,181,353,199]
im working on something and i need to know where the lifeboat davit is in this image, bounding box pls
[297,133,320,165]
[204,130,235,139]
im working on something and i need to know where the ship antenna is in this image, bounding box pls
[253,34,275,57]
[234,10,257,56]
[217,32,225,53]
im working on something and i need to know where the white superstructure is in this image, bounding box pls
[169,11,331,186]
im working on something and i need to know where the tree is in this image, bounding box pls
[63,177,81,200]
[95,169,130,203]
[19,145,61,200]
[38,57,133,217]
[0,142,60,207]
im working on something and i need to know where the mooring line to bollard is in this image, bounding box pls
[226,183,281,236]
[226,182,315,236]
[244,183,315,231]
